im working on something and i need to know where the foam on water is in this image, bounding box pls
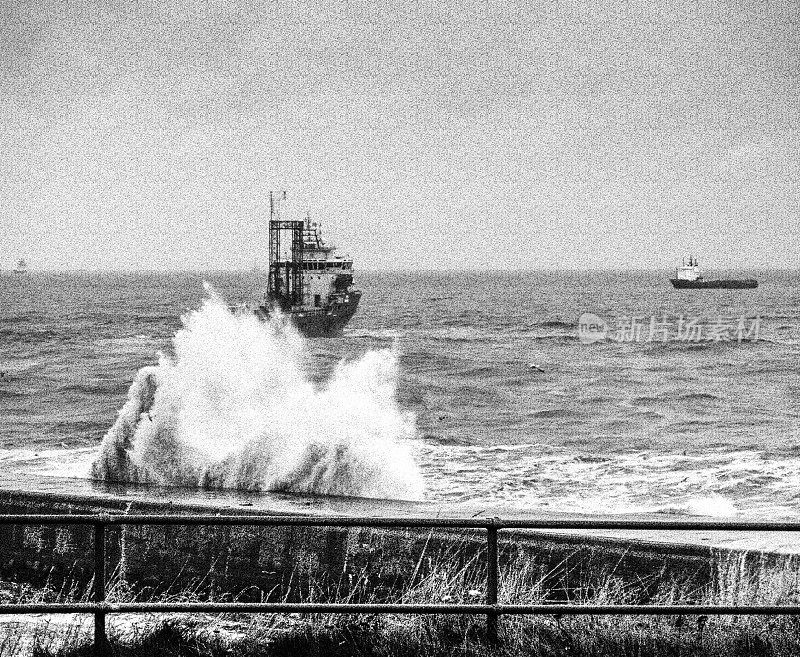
[91,286,424,499]
[417,442,800,517]
[682,494,738,517]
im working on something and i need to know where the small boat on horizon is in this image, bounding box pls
[669,257,757,289]
[12,259,27,275]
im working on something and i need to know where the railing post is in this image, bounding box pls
[94,518,108,654]
[486,518,499,644]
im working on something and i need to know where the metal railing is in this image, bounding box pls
[2,514,800,652]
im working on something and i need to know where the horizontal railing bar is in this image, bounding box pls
[497,520,800,531]
[0,603,488,614]
[1,514,800,531]
[499,605,800,615]
[0,515,484,528]
[2,603,800,615]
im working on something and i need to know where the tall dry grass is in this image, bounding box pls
[5,539,800,656]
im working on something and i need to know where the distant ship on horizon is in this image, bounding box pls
[669,256,757,289]
[12,258,27,274]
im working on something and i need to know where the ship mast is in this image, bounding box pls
[267,191,304,310]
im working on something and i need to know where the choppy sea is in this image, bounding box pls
[1,270,799,519]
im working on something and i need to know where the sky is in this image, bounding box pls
[0,0,798,271]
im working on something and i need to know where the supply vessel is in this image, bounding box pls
[256,192,361,336]
[669,257,757,289]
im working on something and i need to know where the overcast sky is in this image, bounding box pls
[1,0,797,271]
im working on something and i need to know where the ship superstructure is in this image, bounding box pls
[672,256,702,283]
[257,192,361,336]
[12,259,27,274]
[669,256,757,289]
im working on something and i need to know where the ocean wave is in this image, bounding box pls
[759,337,800,346]
[676,392,721,402]
[345,328,402,340]
[0,327,60,341]
[418,443,800,518]
[653,495,738,517]
[531,408,573,419]
[529,333,576,342]
[420,434,472,447]
[536,320,577,329]
[615,337,784,351]
[0,389,26,399]
[58,381,126,396]
[451,383,510,400]
[0,312,39,324]
[435,331,498,343]
[459,364,502,377]
[132,314,183,322]
[55,419,110,435]
[91,287,424,500]
[631,395,661,404]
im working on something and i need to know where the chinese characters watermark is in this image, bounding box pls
[577,313,761,344]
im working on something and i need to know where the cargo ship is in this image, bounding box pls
[12,258,27,274]
[255,192,361,337]
[669,257,757,289]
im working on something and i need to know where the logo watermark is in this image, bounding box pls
[577,313,608,344]
[577,313,762,343]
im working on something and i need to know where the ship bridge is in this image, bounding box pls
[300,214,353,273]
[675,256,702,281]
[266,195,358,312]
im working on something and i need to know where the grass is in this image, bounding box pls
[5,540,800,656]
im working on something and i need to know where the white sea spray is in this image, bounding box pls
[91,286,424,500]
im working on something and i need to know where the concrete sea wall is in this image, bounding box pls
[0,489,786,604]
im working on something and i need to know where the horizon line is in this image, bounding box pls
[2,267,797,274]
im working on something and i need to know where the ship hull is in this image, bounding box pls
[670,279,758,289]
[258,292,361,337]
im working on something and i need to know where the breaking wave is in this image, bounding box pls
[534,320,576,329]
[91,286,424,500]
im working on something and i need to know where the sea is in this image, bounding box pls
[1,270,799,519]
